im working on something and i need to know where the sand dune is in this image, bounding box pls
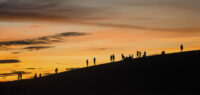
[1,50,200,95]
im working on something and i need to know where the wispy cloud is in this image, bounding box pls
[89,48,113,51]
[26,68,36,70]
[0,32,88,49]
[0,71,31,77]
[1,0,200,30]
[0,0,105,22]
[0,59,20,64]
[23,46,53,51]
[12,52,22,54]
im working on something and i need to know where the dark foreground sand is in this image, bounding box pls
[0,50,200,95]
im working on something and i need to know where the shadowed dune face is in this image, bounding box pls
[1,50,200,94]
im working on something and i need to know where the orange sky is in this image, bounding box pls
[0,0,200,81]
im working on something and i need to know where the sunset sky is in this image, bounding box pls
[0,0,200,81]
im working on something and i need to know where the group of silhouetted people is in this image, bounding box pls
[16,44,185,81]
[34,68,58,79]
[110,54,115,62]
[137,51,142,58]
[121,53,134,60]
[34,73,42,80]
[161,44,184,55]
[137,51,147,58]
[85,57,97,67]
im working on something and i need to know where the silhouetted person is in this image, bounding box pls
[34,73,37,80]
[113,54,115,62]
[39,73,42,78]
[138,51,141,57]
[18,73,20,80]
[86,59,89,67]
[110,55,113,62]
[143,51,146,57]
[162,50,166,55]
[131,54,134,58]
[137,51,139,57]
[121,54,125,60]
[18,72,22,80]
[93,57,96,65]
[55,68,58,74]
[20,72,22,80]
[180,44,184,52]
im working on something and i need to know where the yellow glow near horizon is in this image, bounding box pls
[0,15,200,82]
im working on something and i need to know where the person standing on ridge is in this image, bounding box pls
[161,50,166,55]
[180,44,184,52]
[34,73,37,80]
[18,73,20,80]
[110,55,113,62]
[121,53,125,60]
[39,73,42,78]
[113,54,115,62]
[20,72,22,80]
[86,59,89,67]
[143,51,146,57]
[55,68,58,74]
[93,57,96,65]
[138,51,141,57]
[18,72,22,80]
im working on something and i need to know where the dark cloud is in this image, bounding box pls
[84,22,200,32]
[0,46,11,50]
[0,0,200,30]
[0,0,105,22]
[26,68,43,70]
[24,46,53,51]
[12,52,22,54]
[0,32,87,48]
[90,48,113,51]
[0,59,20,64]
[26,68,35,70]
[0,71,31,77]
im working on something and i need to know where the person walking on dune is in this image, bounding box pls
[110,55,113,62]
[93,57,96,65]
[138,51,141,57]
[55,68,58,74]
[18,72,20,80]
[113,54,115,62]
[143,51,146,57]
[34,73,37,80]
[18,72,22,80]
[20,72,22,80]
[121,53,125,60]
[180,44,184,52]
[39,73,42,78]
[86,59,89,67]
